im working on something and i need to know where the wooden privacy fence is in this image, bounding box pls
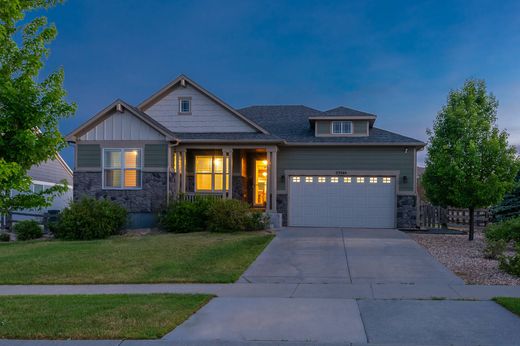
[419,204,490,229]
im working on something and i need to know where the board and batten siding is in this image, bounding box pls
[277,146,414,192]
[78,109,165,141]
[316,120,368,136]
[144,84,257,133]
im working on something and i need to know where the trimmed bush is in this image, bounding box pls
[207,199,269,233]
[485,217,520,243]
[14,220,43,241]
[483,239,507,259]
[0,232,10,242]
[159,197,215,233]
[499,245,520,276]
[52,198,127,240]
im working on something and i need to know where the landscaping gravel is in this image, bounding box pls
[410,230,520,285]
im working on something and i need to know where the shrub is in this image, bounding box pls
[207,199,269,233]
[499,245,520,276]
[14,220,43,241]
[484,217,520,243]
[159,197,215,233]
[483,239,507,259]
[53,198,127,240]
[0,232,10,242]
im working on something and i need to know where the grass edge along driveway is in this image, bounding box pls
[0,293,212,339]
[0,231,274,284]
[494,297,520,317]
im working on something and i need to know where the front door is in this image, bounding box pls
[254,159,268,206]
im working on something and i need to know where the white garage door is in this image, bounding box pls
[288,175,396,228]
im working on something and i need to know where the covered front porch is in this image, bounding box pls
[170,144,278,212]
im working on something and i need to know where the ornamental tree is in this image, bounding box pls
[0,0,76,221]
[422,79,519,240]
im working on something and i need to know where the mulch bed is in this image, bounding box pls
[410,230,520,285]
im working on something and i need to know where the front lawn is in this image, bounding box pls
[0,294,211,339]
[494,297,520,316]
[0,232,273,284]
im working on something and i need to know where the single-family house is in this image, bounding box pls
[66,75,425,229]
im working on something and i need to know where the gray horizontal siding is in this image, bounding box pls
[28,158,72,185]
[77,144,101,168]
[144,144,167,168]
[277,146,414,192]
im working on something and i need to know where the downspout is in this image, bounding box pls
[167,140,180,205]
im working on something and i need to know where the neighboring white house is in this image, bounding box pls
[3,154,73,225]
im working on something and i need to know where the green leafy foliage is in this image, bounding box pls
[485,217,520,243]
[14,220,42,241]
[491,173,520,222]
[160,198,269,233]
[52,198,127,240]
[0,232,10,242]
[207,199,268,233]
[422,79,519,239]
[483,239,507,259]
[0,0,76,216]
[499,245,520,276]
[159,197,216,233]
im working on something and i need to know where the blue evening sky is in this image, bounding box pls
[35,0,520,166]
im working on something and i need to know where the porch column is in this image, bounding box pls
[174,148,181,198]
[222,148,233,199]
[179,149,187,194]
[266,148,277,212]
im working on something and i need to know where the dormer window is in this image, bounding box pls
[331,121,352,134]
[178,97,191,114]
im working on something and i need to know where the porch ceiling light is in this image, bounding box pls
[262,160,268,165]
[262,172,267,177]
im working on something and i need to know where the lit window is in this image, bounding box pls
[344,177,351,183]
[331,177,339,183]
[292,176,301,183]
[195,155,229,192]
[370,177,378,183]
[305,177,313,183]
[383,177,392,184]
[103,149,142,189]
[318,177,326,183]
[356,177,365,183]
[331,121,353,134]
[179,98,191,114]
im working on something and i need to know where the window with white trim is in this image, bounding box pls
[370,177,378,183]
[179,97,191,114]
[344,177,351,183]
[103,149,142,189]
[195,155,229,192]
[292,176,301,183]
[318,177,326,183]
[305,177,313,183]
[331,121,353,134]
[331,177,339,183]
[356,177,365,183]
[383,177,392,184]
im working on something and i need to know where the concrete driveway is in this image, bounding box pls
[240,227,463,285]
[165,228,520,345]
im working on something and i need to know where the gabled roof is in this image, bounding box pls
[323,106,376,117]
[138,74,270,134]
[239,105,425,147]
[66,99,177,142]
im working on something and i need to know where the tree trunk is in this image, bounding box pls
[468,207,475,241]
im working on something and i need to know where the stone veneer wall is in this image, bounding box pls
[396,195,417,229]
[277,194,288,226]
[73,171,168,213]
